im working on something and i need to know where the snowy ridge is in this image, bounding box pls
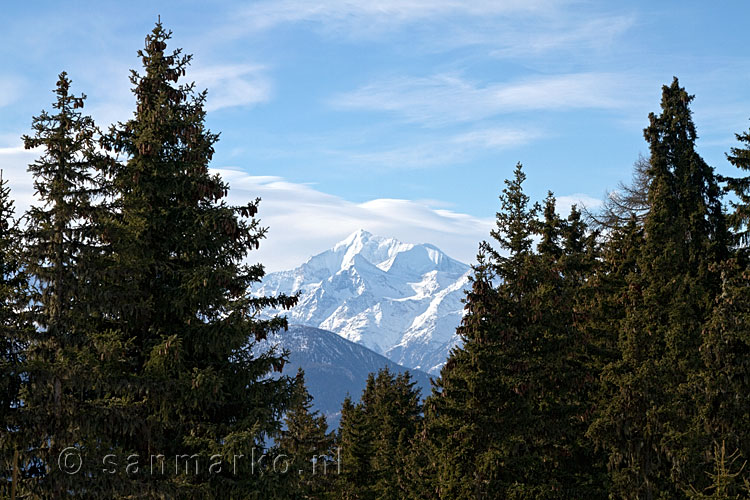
[257,229,471,374]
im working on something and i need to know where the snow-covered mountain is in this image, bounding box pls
[256,325,432,427]
[257,230,471,374]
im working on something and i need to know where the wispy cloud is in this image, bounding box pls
[485,15,636,59]
[227,0,564,37]
[332,73,632,126]
[214,168,604,271]
[324,127,540,169]
[2,150,603,273]
[452,128,541,149]
[0,145,31,156]
[191,64,272,112]
[213,168,494,270]
[214,0,635,66]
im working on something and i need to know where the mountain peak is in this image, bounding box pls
[330,230,404,271]
[349,228,373,241]
[257,232,471,374]
[334,228,378,251]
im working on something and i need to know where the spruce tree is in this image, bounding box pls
[336,396,375,499]
[423,165,605,498]
[537,191,563,260]
[400,416,437,500]
[582,213,643,374]
[96,23,299,497]
[687,118,750,492]
[590,78,729,498]
[423,251,504,499]
[0,172,32,498]
[277,370,336,498]
[693,259,750,494]
[722,120,750,246]
[14,72,121,497]
[368,369,422,500]
[334,368,422,499]
[523,194,605,498]
[423,165,540,499]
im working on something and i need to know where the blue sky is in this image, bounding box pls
[2,1,750,270]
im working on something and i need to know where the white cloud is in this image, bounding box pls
[214,0,634,67]
[556,193,604,215]
[0,153,604,273]
[452,128,541,149]
[0,145,29,156]
[215,169,606,272]
[213,168,494,271]
[191,64,272,112]
[80,62,271,127]
[0,144,38,211]
[228,0,563,36]
[332,73,631,126]
[330,127,540,169]
[486,15,636,59]
[1,152,492,270]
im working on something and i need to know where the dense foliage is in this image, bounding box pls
[1,24,299,499]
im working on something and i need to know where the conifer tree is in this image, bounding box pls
[336,396,375,499]
[334,368,422,499]
[526,194,606,498]
[424,165,535,499]
[590,78,729,498]
[686,118,750,491]
[423,166,606,498]
[582,214,643,375]
[537,191,563,260]
[400,416,437,500]
[277,370,336,498]
[13,73,120,497]
[693,259,750,489]
[96,23,299,496]
[423,251,503,499]
[368,368,422,500]
[0,173,32,498]
[722,120,750,246]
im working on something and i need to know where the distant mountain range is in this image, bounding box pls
[257,229,471,374]
[256,325,432,427]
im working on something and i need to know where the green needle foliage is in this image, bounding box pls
[590,78,729,499]
[0,24,300,499]
[0,172,33,498]
[722,120,750,247]
[422,165,605,499]
[334,368,422,499]
[693,259,750,496]
[14,73,119,497]
[95,22,299,497]
[277,370,337,499]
